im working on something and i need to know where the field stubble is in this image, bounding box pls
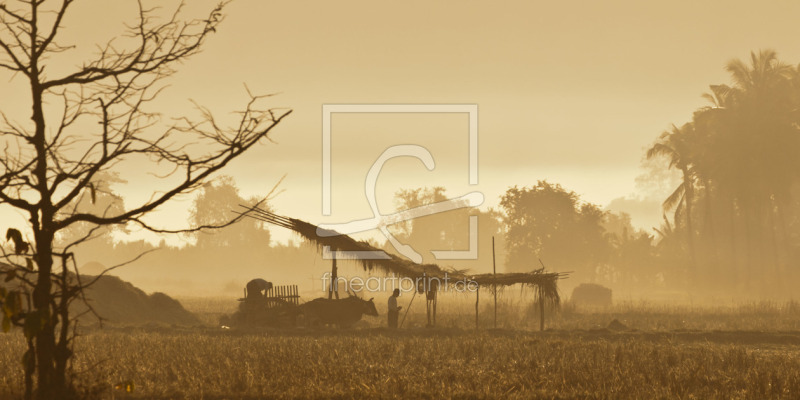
[1,298,800,399]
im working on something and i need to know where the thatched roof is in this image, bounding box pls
[241,207,567,303]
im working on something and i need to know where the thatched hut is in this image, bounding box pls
[242,207,567,329]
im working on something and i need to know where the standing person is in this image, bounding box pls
[388,289,402,328]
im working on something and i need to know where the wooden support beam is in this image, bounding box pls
[475,284,480,331]
[329,254,338,299]
[540,291,545,331]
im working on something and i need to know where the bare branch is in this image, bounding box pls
[55,107,291,229]
[0,4,31,24]
[33,0,73,58]
[42,1,227,89]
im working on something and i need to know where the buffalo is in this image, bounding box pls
[298,294,379,328]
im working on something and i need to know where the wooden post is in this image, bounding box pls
[492,236,497,329]
[538,258,546,331]
[539,287,545,331]
[425,279,438,328]
[329,253,338,299]
[425,289,438,328]
[432,292,437,327]
[425,288,431,327]
[475,284,479,331]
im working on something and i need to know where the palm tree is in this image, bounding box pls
[647,49,800,295]
[693,50,796,292]
[725,50,792,98]
[691,84,737,278]
[647,123,697,280]
[725,50,796,290]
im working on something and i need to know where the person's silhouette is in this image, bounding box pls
[387,289,402,328]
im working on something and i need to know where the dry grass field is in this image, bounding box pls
[2,298,800,399]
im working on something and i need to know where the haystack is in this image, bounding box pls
[571,283,612,307]
[77,275,199,325]
[0,263,198,326]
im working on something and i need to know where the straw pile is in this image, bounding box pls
[0,263,198,326]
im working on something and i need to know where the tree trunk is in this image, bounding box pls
[702,179,720,280]
[23,340,35,400]
[729,197,740,289]
[55,256,73,393]
[682,171,697,287]
[742,205,754,293]
[29,18,64,393]
[775,199,792,287]
[766,198,781,294]
[33,229,58,400]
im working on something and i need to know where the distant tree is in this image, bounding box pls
[0,2,290,398]
[55,172,127,249]
[500,181,610,280]
[603,212,657,286]
[388,187,504,271]
[652,213,691,286]
[190,176,272,248]
[390,187,468,263]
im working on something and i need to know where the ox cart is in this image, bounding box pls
[220,279,379,329]
[221,280,301,328]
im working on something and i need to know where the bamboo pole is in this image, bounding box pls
[400,290,417,328]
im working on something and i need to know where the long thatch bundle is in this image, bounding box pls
[240,206,567,304]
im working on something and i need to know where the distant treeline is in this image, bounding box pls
[61,50,800,299]
[58,176,325,296]
[386,50,800,299]
[644,49,800,297]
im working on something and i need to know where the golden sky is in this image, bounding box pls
[4,0,800,244]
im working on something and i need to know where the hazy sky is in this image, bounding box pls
[4,0,800,244]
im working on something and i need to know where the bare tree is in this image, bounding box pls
[0,1,290,398]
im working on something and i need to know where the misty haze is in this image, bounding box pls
[2,0,800,399]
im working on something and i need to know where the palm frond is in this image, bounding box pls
[646,142,678,165]
[663,183,685,212]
